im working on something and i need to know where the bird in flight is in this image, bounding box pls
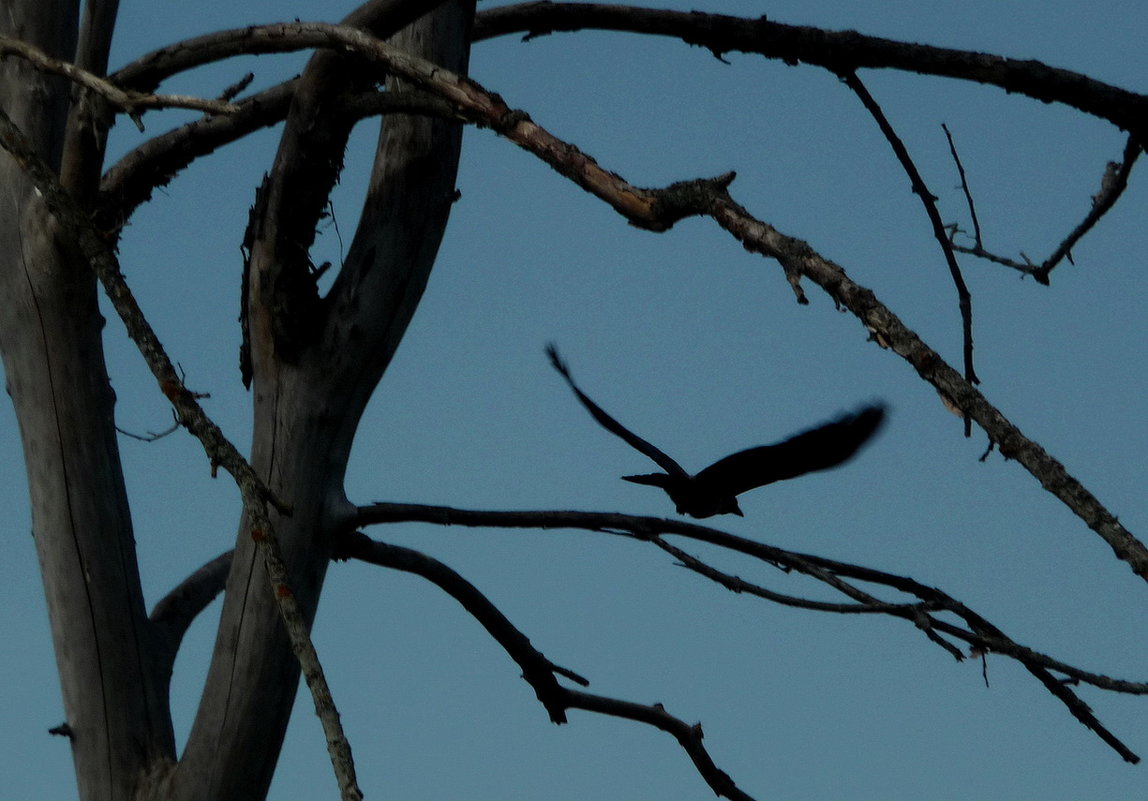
[546,344,886,519]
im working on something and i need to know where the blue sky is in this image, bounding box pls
[2,1,1146,799]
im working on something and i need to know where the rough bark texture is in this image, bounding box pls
[0,3,176,801]
[166,3,474,800]
[1,2,471,799]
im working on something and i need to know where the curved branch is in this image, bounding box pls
[473,3,1148,140]
[96,80,293,232]
[952,135,1142,283]
[96,85,456,238]
[652,535,926,615]
[650,535,972,662]
[350,501,1146,761]
[110,1,447,92]
[150,550,233,684]
[298,46,1147,581]
[333,531,588,724]
[1033,135,1141,281]
[563,689,756,801]
[334,530,757,800]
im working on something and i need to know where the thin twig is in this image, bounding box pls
[1033,135,1141,283]
[652,535,920,614]
[0,34,240,130]
[248,521,363,801]
[942,123,982,249]
[840,71,978,439]
[564,688,756,801]
[115,417,180,441]
[948,135,1140,283]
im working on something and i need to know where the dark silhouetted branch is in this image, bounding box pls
[949,135,1141,284]
[473,4,1148,141]
[333,531,588,724]
[334,529,757,800]
[116,417,180,442]
[348,501,1145,761]
[840,70,978,439]
[563,689,756,801]
[97,85,455,240]
[942,123,983,251]
[354,49,1145,579]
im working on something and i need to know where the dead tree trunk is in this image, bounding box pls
[0,2,471,799]
[0,4,176,801]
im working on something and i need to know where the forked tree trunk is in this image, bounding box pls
[0,2,472,799]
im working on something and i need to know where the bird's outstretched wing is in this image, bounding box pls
[546,344,687,478]
[693,404,886,498]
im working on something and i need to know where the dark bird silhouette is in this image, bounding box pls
[546,344,886,518]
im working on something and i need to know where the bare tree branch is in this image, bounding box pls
[840,70,979,438]
[116,417,180,442]
[84,15,1140,303]
[334,531,588,723]
[657,538,1143,762]
[649,534,939,612]
[473,3,1148,141]
[20,11,1142,279]
[150,550,232,684]
[96,84,455,240]
[280,43,1146,581]
[150,551,231,632]
[108,2,447,93]
[334,529,757,801]
[650,534,974,662]
[0,34,241,128]
[701,190,1148,580]
[950,135,1141,283]
[1035,135,1141,281]
[564,689,757,801]
[349,501,1145,761]
[91,9,1148,145]
[941,123,983,251]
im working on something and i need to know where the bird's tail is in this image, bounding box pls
[621,473,674,489]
